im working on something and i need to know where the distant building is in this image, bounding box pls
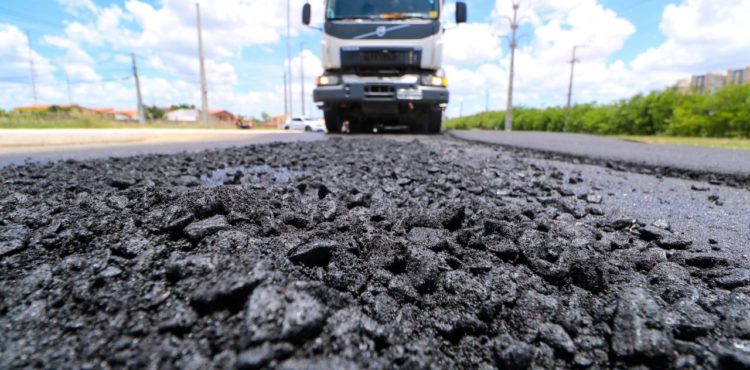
[676,79,691,94]
[208,109,236,123]
[166,109,200,122]
[269,114,288,128]
[727,67,750,86]
[115,110,139,121]
[691,73,727,95]
[166,109,236,123]
[677,66,750,94]
[89,108,116,120]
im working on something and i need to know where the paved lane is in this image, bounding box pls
[449,130,750,179]
[0,131,325,167]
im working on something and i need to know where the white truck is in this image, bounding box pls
[303,0,467,134]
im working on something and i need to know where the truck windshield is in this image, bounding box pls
[326,0,440,21]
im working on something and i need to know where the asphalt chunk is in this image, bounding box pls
[0,225,29,257]
[184,215,229,240]
[190,268,268,314]
[288,240,337,267]
[0,137,748,369]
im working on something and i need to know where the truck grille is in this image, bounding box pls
[341,47,422,72]
[364,84,396,99]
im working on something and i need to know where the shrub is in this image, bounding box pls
[446,84,750,138]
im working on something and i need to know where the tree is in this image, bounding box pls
[146,106,165,120]
[170,104,196,110]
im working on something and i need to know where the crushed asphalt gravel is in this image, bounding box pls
[1,136,750,369]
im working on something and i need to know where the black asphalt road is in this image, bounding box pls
[449,130,750,183]
[2,133,748,255]
[0,132,325,168]
[2,135,749,368]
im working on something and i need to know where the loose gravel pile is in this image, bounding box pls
[2,137,750,369]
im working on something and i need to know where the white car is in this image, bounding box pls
[283,117,326,132]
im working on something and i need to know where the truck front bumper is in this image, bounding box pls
[313,75,449,107]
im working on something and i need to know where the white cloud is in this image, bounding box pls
[57,0,98,15]
[443,23,503,65]
[43,35,101,83]
[444,0,637,117]
[630,0,750,87]
[33,0,328,115]
[7,0,750,120]
[287,49,324,117]
[0,24,59,108]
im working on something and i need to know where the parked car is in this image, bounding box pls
[283,117,326,132]
[238,118,253,129]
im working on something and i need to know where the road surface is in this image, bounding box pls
[450,130,750,187]
[2,134,749,369]
[0,130,324,167]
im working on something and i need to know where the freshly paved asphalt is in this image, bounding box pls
[1,131,747,254]
[0,131,325,167]
[449,130,750,178]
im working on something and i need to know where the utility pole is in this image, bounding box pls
[300,43,306,117]
[64,72,72,106]
[286,0,294,118]
[132,53,146,125]
[196,3,209,127]
[566,45,584,111]
[26,31,38,105]
[504,1,521,132]
[283,72,289,119]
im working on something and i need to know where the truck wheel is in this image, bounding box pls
[427,111,443,135]
[350,118,371,134]
[410,111,442,134]
[324,110,342,134]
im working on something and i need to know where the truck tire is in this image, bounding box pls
[349,118,371,134]
[411,111,442,134]
[324,110,342,134]
[427,111,443,135]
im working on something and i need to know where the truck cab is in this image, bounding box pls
[303,0,467,134]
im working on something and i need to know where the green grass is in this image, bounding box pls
[615,136,750,151]
[0,117,241,130]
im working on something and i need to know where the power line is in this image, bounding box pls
[566,45,585,110]
[132,53,145,125]
[504,0,521,132]
[196,2,209,127]
[300,43,306,118]
[26,31,38,105]
[286,0,294,118]
[283,72,289,119]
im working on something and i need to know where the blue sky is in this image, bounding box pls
[1,0,748,118]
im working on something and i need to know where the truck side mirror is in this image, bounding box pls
[302,3,311,26]
[456,2,467,24]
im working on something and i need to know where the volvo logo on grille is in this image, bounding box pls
[353,24,411,40]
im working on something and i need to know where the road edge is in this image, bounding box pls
[446,130,750,190]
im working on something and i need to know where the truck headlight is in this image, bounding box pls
[316,75,340,86]
[421,75,448,87]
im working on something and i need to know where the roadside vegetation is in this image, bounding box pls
[446,84,750,139]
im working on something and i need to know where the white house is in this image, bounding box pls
[166,109,200,122]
